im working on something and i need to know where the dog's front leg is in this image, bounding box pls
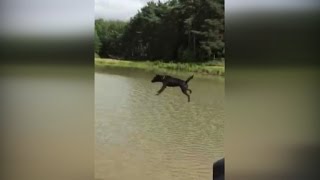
[156,85,167,95]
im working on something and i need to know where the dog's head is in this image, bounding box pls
[151,74,164,83]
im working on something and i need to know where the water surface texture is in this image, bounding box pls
[95,68,224,180]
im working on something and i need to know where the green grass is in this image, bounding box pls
[95,58,225,76]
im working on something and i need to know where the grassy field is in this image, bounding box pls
[95,58,225,76]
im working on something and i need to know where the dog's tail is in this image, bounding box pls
[185,74,194,84]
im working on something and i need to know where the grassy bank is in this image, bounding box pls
[95,58,225,76]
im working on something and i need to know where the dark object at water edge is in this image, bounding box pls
[213,158,224,180]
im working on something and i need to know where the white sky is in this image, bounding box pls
[95,0,169,20]
[95,0,319,20]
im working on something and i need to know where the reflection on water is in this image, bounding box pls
[95,68,224,180]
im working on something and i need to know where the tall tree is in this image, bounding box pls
[95,0,225,62]
[94,29,101,55]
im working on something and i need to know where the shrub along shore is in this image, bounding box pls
[95,58,225,76]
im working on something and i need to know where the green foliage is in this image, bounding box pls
[94,29,101,54]
[95,0,224,62]
[95,19,128,58]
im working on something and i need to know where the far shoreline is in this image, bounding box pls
[95,58,225,77]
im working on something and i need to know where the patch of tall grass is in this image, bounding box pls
[95,58,224,76]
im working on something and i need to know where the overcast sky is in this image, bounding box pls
[95,0,318,20]
[95,0,168,20]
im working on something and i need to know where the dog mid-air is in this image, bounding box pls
[151,74,194,102]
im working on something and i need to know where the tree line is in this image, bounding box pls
[95,0,224,62]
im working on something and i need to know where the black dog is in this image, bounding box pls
[213,158,224,180]
[151,74,194,102]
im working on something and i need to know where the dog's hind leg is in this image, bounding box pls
[181,88,190,102]
[188,89,192,94]
[184,91,190,102]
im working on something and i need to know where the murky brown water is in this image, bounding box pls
[95,68,224,180]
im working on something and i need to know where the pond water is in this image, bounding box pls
[95,68,224,180]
